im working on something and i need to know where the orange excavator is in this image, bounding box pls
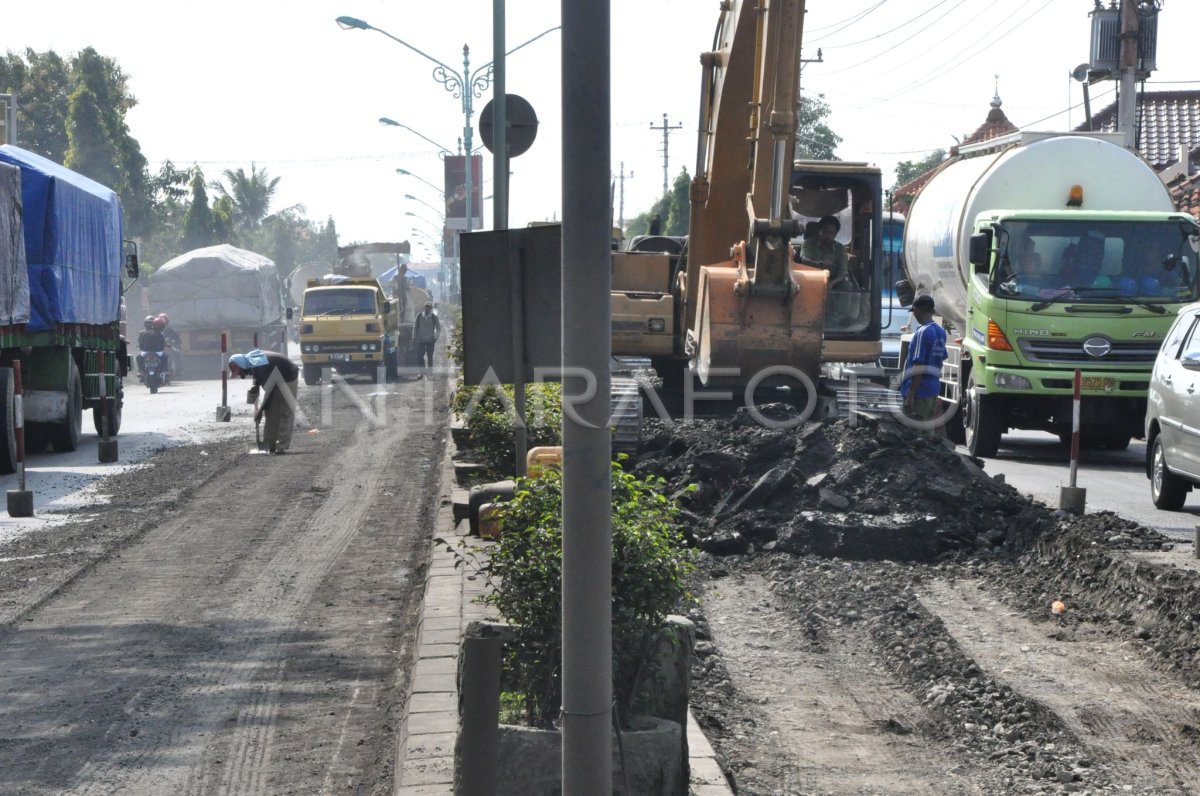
[611,0,883,400]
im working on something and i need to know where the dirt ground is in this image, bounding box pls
[632,410,1200,795]
[0,377,446,795]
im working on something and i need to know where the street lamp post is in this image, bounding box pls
[405,193,446,222]
[378,117,454,156]
[338,16,560,236]
[337,15,491,235]
[396,168,445,200]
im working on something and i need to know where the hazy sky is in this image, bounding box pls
[4,1,1197,262]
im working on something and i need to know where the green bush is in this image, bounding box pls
[471,462,695,728]
[451,381,563,477]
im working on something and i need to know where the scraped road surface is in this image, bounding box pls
[0,374,446,795]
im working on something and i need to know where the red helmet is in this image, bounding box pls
[152,317,166,331]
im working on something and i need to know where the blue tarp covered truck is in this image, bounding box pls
[0,145,134,472]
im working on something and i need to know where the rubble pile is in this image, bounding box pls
[635,407,1053,560]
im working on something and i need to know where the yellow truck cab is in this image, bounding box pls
[299,276,398,384]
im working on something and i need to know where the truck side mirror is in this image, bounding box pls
[124,252,139,279]
[384,300,393,314]
[286,307,294,320]
[969,233,990,274]
[895,280,915,307]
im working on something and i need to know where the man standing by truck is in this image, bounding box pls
[900,295,947,435]
[412,300,440,377]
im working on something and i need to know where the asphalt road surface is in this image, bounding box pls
[969,430,1200,542]
[0,370,447,795]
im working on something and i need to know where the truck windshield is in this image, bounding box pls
[304,289,377,316]
[993,219,1200,305]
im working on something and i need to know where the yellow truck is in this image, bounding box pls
[298,276,398,384]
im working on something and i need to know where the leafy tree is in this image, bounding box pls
[64,84,122,190]
[212,163,281,229]
[893,148,946,190]
[626,168,690,238]
[182,172,215,251]
[796,91,840,161]
[0,49,70,159]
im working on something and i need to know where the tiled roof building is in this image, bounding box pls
[892,92,1017,208]
[1079,90,1200,171]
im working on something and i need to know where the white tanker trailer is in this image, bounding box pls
[900,131,1200,457]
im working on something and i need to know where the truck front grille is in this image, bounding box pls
[1018,338,1160,365]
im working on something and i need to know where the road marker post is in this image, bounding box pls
[97,351,118,463]
[7,361,33,517]
[216,332,231,421]
[1059,368,1086,514]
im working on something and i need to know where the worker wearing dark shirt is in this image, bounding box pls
[228,350,300,454]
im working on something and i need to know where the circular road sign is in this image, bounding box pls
[479,94,539,158]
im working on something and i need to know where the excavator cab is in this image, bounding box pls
[790,161,883,359]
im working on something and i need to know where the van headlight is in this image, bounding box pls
[993,373,1032,390]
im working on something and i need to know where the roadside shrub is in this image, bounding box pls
[451,381,563,476]
[471,461,695,728]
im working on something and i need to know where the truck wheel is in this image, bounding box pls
[49,360,83,452]
[963,371,1002,458]
[943,399,966,445]
[24,423,49,455]
[92,381,123,436]
[1151,435,1189,510]
[1103,432,1132,451]
[303,364,321,386]
[0,368,16,474]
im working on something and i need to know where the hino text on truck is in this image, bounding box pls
[899,131,1200,457]
[0,145,135,472]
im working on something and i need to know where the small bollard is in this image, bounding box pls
[1194,526,1199,559]
[98,438,119,463]
[8,360,32,517]
[1059,485,1086,514]
[216,332,231,421]
[7,489,33,517]
[215,405,231,422]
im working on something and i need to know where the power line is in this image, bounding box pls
[814,0,980,79]
[806,0,889,39]
[816,0,955,49]
[850,0,1050,107]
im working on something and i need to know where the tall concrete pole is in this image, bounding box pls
[493,0,508,231]
[560,0,612,791]
[1117,0,1140,150]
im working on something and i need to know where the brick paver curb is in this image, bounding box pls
[394,434,733,795]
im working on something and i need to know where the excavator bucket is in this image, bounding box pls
[691,263,828,388]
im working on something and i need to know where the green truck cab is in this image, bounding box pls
[902,132,1200,456]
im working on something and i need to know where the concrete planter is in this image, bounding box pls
[493,715,682,796]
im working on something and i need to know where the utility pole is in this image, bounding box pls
[1117,0,1140,149]
[649,113,683,197]
[617,162,633,230]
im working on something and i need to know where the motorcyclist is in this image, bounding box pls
[137,316,168,378]
[156,313,182,378]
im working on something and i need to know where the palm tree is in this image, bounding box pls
[211,163,281,228]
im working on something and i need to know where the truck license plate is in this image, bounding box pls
[1080,377,1114,392]
[331,353,352,362]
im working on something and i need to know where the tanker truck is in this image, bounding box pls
[0,145,135,471]
[900,131,1200,457]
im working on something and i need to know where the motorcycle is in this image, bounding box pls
[139,351,168,393]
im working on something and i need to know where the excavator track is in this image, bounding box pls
[610,376,642,458]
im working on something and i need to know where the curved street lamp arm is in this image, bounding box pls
[475,25,562,78]
[379,118,454,156]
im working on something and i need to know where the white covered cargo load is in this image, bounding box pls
[149,244,286,328]
[903,133,1174,329]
